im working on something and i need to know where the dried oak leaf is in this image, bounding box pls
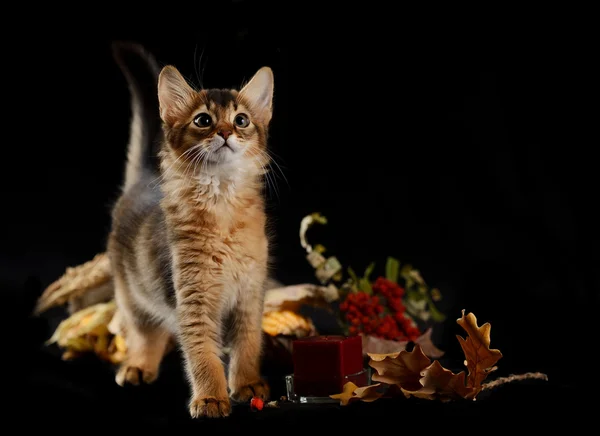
[361,328,445,358]
[456,309,503,389]
[34,253,112,314]
[262,284,334,313]
[354,383,384,403]
[404,360,475,401]
[330,382,359,406]
[368,344,432,391]
[330,382,383,405]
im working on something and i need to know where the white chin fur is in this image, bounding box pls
[196,136,254,199]
[205,136,241,164]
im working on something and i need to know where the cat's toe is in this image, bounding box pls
[189,396,231,418]
[231,379,270,402]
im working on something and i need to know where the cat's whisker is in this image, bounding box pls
[199,148,211,176]
[249,150,274,193]
[177,148,207,194]
[265,151,289,188]
[167,146,204,196]
[149,144,203,188]
[264,169,279,200]
[180,153,198,184]
[192,152,209,199]
[251,154,279,200]
[260,159,278,199]
[268,158,289,187]
[254,148,288,195]
[193,149,208,177]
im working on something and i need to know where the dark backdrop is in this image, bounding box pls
[5,2,596,428]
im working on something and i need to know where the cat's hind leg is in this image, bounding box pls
[115,321,171,386]
[113,275,172,386]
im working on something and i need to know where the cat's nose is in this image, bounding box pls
[218,129,232,140]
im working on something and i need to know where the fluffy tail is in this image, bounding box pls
[112,41,163,191]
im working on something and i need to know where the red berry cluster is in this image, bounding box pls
[339,276,421,342]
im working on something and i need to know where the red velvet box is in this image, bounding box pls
[292,335,365,397]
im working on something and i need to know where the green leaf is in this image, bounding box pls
[358,278,373,295]
[348,267,359,284]
[385,257,400,283]
[425,296,446,322]
[362,262,376,281]
[399,264,413,286]
[406,289,425,302]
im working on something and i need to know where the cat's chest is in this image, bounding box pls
[216,229,268,302]
[217,227,268,267]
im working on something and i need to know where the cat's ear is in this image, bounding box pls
[158,66,195,124]
[239,67,274,124]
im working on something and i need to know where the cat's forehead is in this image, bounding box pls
[200,89,240,112]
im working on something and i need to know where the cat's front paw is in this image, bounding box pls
[230,379,270,402]
[189,396,231,418]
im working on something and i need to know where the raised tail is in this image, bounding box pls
[112,41,163,192]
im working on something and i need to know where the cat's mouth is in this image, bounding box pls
[209,136,236,153]
[201,141,236,165]
[218,143,233,151]
[214,139,239,156]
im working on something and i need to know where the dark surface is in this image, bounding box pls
[16,281,589,432]
[5,2,596,431]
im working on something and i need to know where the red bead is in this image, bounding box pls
[250,397,264,411]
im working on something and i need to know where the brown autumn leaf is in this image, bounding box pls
[35,253,112,315]
[403,360,476,401]
[330,382,383,405]
[456,309,503,389]
[330,382,359,406]
[361,328,445,358]
[262,283,336,313]
[368,344,432,391]
[366,311,505,402]
[353,383,384,403]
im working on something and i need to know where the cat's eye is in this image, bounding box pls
[234,114,250,128]
[193,113,212,127]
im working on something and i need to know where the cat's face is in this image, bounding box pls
[158,66,274,177]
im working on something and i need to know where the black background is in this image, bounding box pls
[6,2,597,429]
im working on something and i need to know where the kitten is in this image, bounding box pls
[107,42,274,418]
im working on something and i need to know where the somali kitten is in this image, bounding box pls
[107,42,274,418]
